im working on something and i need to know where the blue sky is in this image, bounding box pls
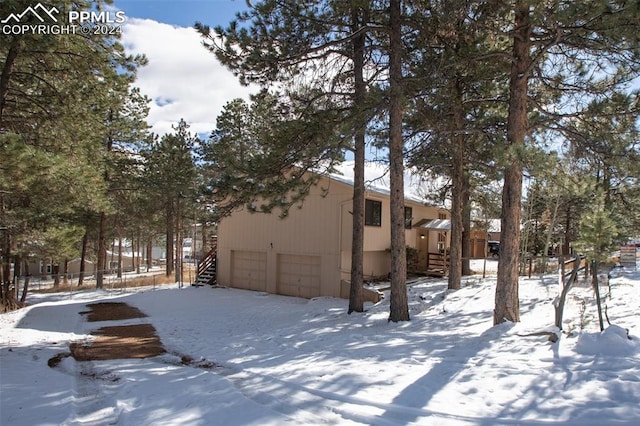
[115,0,246,28]
[111,1,255,136]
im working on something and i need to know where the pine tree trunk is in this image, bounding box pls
[78,231,87,286]
[12,254,21,299]
[592,261,605,331]
[136,227,141,274]
[63,258,69,285]
[52,262,60,288]
[166,198,174,277]
[1,268,18,312]
[0,38,20,123]
[117,234,123,278]
[495,2,531,325]
[110,239,116,274]
[147,240,153,271]
[462,175,472,276]
[388,0,409,322]
[175,197,182,284]
[96,212,107,289]
[348,4,367,314]
[1,223,10,286]
[448,78,465,291]
[20,259,29,304]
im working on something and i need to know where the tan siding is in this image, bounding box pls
[363,194,389,251]
[340,201,352,254]
[363,251,391,279]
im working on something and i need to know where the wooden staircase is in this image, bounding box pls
[194,237,217,286]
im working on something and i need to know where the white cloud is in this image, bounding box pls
[121,18,254,136]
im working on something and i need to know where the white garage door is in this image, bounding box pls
[277,254,321,298]
[231,250,267,292]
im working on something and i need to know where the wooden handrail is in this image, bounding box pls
[197,243,217,276]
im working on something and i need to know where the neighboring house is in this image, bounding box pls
[106,250,138,273]
[67,258,96,276]
[23,258,95,278]
[470,219,502,258]
[24,259,47,277]
[217,162,450,299]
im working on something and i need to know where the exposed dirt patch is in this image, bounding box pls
[49,302,223,371]
[53,302,166,362]
[79,302,148,322]
[70,324,165,361]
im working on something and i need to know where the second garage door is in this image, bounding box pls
[277,254,321,298]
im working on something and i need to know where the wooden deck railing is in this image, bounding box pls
[427,252,449,274]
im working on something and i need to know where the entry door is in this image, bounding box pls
[417,233,429,271]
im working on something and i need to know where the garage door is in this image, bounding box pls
[277,254,321,298]
[231,250,267,292]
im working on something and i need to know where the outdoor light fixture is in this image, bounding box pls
[420,234,425,239]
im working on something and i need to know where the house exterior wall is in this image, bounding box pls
[25,259,43,276]
[106,251,137,273]
[218,175,352,298]
[218,174,450,298]
[339,194,449,280]
[67,259,96,276]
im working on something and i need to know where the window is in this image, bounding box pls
[365,199,382,227]
[438,212,447,220]
[404,206,413,229]
[438,232,446,253]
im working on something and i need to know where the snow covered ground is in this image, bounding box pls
[1,261,639,425]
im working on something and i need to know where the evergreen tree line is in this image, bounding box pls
[0,1,208,310]
[196,0,640,324]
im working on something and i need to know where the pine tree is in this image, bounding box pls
[95,85,150,288]
[404,0,510,290]
[494,0,640,325]
[197,0,379,313]
[143,120,198,281]
[387,0,409,322]
[199,93,345,219]
[0,0,148,297]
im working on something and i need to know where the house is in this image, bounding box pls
[22,257,95,280]
[67,258,96,276]
[216,162,450,299]
[469,219,502,258]
[106,250,138,273]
